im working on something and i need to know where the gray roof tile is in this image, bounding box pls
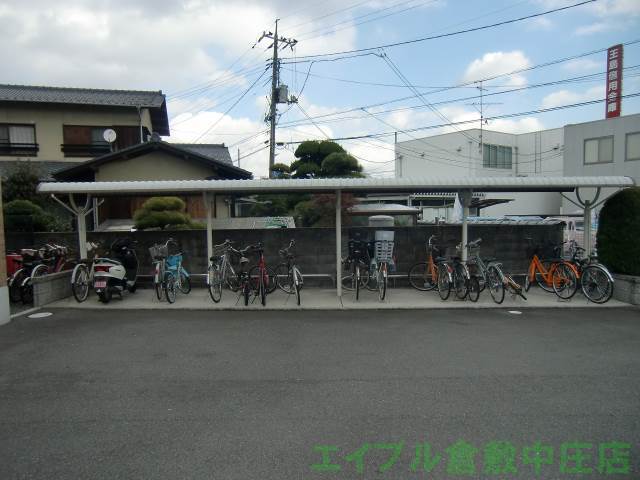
[172,143,233,165]
[0,84,165,108]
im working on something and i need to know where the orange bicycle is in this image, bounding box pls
[408,235,441,291]
[524,239,578,300]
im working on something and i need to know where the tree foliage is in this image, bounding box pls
[1,163,40,205]
[294,193,356,227]
[3,199,54,232]
[2,163,72,232]
[321,152,363,177]
[290,140,363,179]
[134,196,200,230]
[271,163,291,179]
[596,186,640,275]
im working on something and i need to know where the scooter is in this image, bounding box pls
[92,238,139,303]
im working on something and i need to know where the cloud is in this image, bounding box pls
[541,85,603,109]
[534,0,640,35]
[526,17,553,30]
[0,0,358,93]
[462,51,531,87]
[574,22,609,35]
[561,58,602,72]
[489,117,545,134]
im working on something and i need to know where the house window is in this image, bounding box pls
[483,144,512,169]
[626,132,640,161]
[62,125,143,157]
[584,136,613,164]
[0,124,38,156]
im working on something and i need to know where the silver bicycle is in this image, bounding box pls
[207,240,241,303]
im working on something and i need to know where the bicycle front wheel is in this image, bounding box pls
[468,276,480,302]
[453,263,469,300]
[153,263,163,300]
[71,263,90,303]
[378,263,387,301]
[275,263,293,294]
[9,270,26,303]
[487,266,505,304]
[552,263,578,300]
[179,270,191,294]
[207,263,222,303]
[581,265,614,304]
[164,272,177,304]
[259,274,266,306]
[437,264,451,301]
[294,268,301,306]
[408,262,437,291]
[535,260,555,292]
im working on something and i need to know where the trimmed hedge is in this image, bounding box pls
[597,186,640,275]
[3,199,53,232]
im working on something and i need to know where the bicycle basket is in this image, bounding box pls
[374,240,394,263]
[467,246,481,258]
[212,244,230,257]
[149,244,168,259]
[166,254,182,269]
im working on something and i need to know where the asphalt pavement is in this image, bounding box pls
[1,307,639,479]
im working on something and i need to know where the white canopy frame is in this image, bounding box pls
[560,185,629,256]
[50,193,103,259]
[38,176,635,298]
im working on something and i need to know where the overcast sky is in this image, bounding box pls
[2,0,639,177]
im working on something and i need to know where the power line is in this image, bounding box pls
[281,0,596,61]
[277,91,640,144]
[275,59,640,129]
[193,68,269,143]
[295,0,437,42]
[278,67,640,128]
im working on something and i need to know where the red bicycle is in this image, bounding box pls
[9,244,75,304]
[247,242,276,307]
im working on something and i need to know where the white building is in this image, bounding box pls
[395,113,640,219]
[562,113,640,214]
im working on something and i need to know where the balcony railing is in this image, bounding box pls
[61,143,111,157]
[0,142,39,156]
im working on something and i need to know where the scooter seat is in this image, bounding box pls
[95,257,122,266]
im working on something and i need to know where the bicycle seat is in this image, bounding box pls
[435,256,447,263]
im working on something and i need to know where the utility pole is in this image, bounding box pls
[466,81,501,162]
[237,147,240,169]
[258,20,297,178]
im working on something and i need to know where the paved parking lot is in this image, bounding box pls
[1,307,639,479]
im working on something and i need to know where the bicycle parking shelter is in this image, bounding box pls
[37,176,635,298]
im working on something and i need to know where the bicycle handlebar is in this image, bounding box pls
[466,238,482,248]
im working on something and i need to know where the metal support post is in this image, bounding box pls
[335,190,342,298]
[204,192,213,262]
[458,189,472,262]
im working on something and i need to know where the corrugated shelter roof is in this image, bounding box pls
[38,175,635,196]
[0,84,169,135]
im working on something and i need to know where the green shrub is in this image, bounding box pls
[133,196,197,230]
[140,196,186,212]
[597,186,640,275]
[3,199,53,232]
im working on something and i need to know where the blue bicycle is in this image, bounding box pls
[150,239,191,303]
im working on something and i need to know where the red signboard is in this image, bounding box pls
[605,44,623,118]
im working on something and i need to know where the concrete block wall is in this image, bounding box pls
[33,270,73,307]
[612,274,640,305]
[8,224,563,281]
